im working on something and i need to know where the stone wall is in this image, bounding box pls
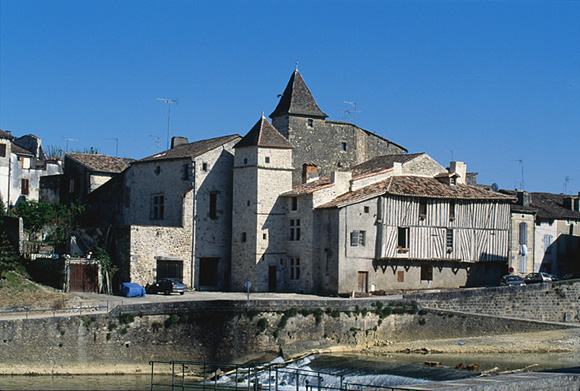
[407,279,580,323]
[0,298,567,374]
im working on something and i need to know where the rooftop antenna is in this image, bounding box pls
[157,98,179,149]
[106,138,119,157]
[62,136,78,152]
[564,176,574,194]
[150,135,160,153]
[510,159,525,190]
[338,109,352,122]
[448,150,454,161]
[344,101,360,126]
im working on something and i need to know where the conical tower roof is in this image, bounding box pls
[270,70,328,119]
[235,116,295,149]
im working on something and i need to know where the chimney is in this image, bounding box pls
[517,191,531,207]
[302,163,318,183]
[564,196,574,210]
[449,161,467,185]
[575,193,580,212]
[331,171,352,195]
[171,136,189,149]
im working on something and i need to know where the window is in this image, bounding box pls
[350,230,366,246]
[152,194,165,219]
[421,265,433,281]
[450,176,457,186]
[21,179,29,195]
[241,232,247,242]
[519,222,528,245]
[0,144,5,157]
[544,235,551,253]
[265,156,270,164]
[243,158,248,165]
[307,119,313,127]
[419,199,427,218]
[182,164,190,180]
[289,219,301,241]
[446,229,453,252]
[341,142,347,151]
[449,200,456,220]
[291,197,298,211]
[397,270,405,283]
[364,206,370,213]
[209,193,218,219]
[202,162,208,172]
[154,166,161,175]
[397,227,409,250]
[263,233,267,240]
[289,257,300,280]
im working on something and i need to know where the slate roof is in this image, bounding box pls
[530,192,580,220]
[11,144,34,156]
[317,176,514,209]
[498,190,537,214]
[67,153,133,173]
[138,135,241,163]
[270,70,328,119]
[0,130,14,140]
[350,153,426,179]
[235,117,294,149]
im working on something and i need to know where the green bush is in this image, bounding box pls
[257,318,268,332]
[119,313,135,325]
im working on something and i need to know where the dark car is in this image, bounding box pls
[523,272,552,284]
[147,278,188,295]
[500,275,526,286]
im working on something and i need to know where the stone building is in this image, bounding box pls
[0,131,62,209]
[101,135,241,290]
[269,70,406,185]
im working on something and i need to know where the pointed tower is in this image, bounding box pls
[231,116,294,292]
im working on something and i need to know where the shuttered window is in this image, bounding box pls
[519,222,528,245]
[350,230,366,246]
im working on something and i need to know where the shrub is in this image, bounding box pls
[164,314,178,328]
[119,313,135,325]
[257,318,268,332]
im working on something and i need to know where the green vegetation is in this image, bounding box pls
[12,200,85,241]
[257,317,268,332]
[118,313,135,325]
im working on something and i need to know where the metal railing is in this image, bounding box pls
[0,301,112,319]
[149,360,409,391]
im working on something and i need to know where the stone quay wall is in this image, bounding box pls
[406,279,580,323]
[0,298,570,375]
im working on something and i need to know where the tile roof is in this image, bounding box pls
[350,153,426,179]
[530,192,580,220]
[0,130,14,140]
[67,153,133,173]
[235,117,294,149]
[317,175,514,209]
[282,177,334,196]
[270,70,328,118]
[138,135,241,163]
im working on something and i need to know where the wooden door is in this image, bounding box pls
[357,272,368,293]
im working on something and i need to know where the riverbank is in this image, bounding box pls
[362,327,580,355]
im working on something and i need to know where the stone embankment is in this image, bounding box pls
[0,292,576,375]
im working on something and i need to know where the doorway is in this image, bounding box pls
[156,260,183,281]
[268,266,277,292]
[357,271,368,293]
[199,258,219,287]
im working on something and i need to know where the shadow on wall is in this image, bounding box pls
[465,255,507,288]
[539,234,580,276]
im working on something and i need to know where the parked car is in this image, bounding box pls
[147,278,188,295]
[523,272,552,284]
[562,273,580,280]
[500,275,526,286]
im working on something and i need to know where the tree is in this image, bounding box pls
[0,228,19,278]
[0,195,6,216]
[94,247,117,295]
[12,200,86,241]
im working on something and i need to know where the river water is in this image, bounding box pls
[1,352,579,390]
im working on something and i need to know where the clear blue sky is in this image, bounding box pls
[1,0,578,194]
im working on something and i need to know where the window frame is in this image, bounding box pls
[209,193,218,219]
[21,178,29,195]
[289,257,301,280]
[151,194,165,220]
[289,219,301,241]
[397,227,409,250]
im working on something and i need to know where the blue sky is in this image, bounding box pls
[1,0,578,193]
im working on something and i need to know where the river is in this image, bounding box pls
[1,352,578,390]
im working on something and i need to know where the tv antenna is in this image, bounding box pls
[150,135,160,153]
[564,176,574,194]
[510,159,525,190]
[448,150,454,161]
[62,136,78,152]
[344,101,360,126]
[106,138,119,157]
[157,98,179,149]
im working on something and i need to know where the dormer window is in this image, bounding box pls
[450,176,457,186]
[307,119,313,127]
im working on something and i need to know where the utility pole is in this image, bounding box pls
[157,98,179,149]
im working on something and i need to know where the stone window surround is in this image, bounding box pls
[289,257,300,280]
[289,219,301,241]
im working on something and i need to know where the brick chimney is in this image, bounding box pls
[302,163,318,183]
[517,191,531,207]
[171,136,189,149]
